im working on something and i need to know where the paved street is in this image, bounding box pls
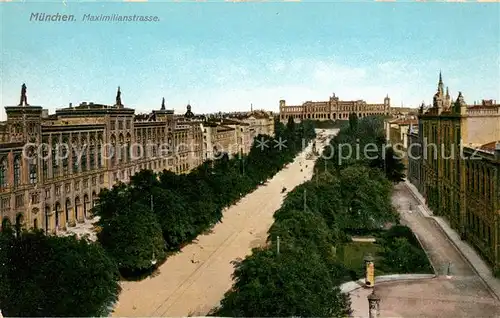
[350,183,500,317]
[350,277,500,318]
[392,183,475,277]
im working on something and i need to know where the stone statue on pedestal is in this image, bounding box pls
[19,83,29,106]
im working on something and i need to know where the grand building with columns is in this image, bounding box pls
[0,86,274,236]
[279,93,391,122]
[407,73,500,273]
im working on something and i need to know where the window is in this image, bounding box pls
[31,193,39,204]
[72,149,79,173]
[111,121,116,130]
[97,143,103,168]
[52,146,59,177]
[45,188,50,199]
[126,120,130,129]
[42,147,49,180]
[118,120,123,130]
[99,174,104,184]
[15,194,24,208]
[89,142,95,169]
[92,176,96,186]
[63,155,69,175]
[13,156,21,186]
[0,158,7,188]
[29,159,37,184]
[81,148,87,172]
[65,183,70,193]
[2,198,10,210]
[55,185,61,196]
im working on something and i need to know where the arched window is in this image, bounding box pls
[0,157,7,188]
[13,156,21,186]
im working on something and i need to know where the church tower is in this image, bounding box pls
[433,72,446,114]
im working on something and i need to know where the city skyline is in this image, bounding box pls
[1,2,499,120]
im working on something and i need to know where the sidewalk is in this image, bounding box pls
[404,180,500,302]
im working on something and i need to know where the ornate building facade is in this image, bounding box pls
[279,93,391,122]
[0,86,274,236]
[408,73,500,272]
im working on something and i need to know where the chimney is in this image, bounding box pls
[69,102,73,108]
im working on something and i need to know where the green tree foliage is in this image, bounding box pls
[381,237,431,273]
[0,230,120,317]
[320,115,406,182]
[370,146,406,183]
[348,112,359,132]
[92,120,316,278]
[210,248,351,317]
[94,184,166,276]
[378,225,433,274]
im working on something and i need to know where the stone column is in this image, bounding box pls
[364,254,375,287]
[368,289,381,318]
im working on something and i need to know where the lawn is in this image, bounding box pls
[338,242,388,277]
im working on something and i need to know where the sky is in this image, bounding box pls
[1,1,499,119]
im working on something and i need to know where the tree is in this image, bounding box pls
[338,165,397,230]
[286,116,296,133]
[95,187,165,276]
[0,230,120,317]
[380,237,431,273]
[210,248,351,317]
[98,202,165,276]
[348,112,359,132]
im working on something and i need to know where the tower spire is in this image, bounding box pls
[161,97,165,110]
[116,86,122,107]
[438,71,444,94]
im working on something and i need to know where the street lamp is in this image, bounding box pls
[367,289,381,318]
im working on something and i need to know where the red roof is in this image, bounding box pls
[480,141,500,152]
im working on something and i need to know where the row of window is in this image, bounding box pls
[110,119,132,131]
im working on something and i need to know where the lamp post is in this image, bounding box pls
[364,253,375,288]
[367,289,381,318]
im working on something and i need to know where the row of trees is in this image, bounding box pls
[211,115,403,316]
[0,118,315,316]
[94,118,316,277]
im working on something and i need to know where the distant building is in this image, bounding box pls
[279,93,391,122]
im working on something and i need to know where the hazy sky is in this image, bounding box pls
[1,1,499,119]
